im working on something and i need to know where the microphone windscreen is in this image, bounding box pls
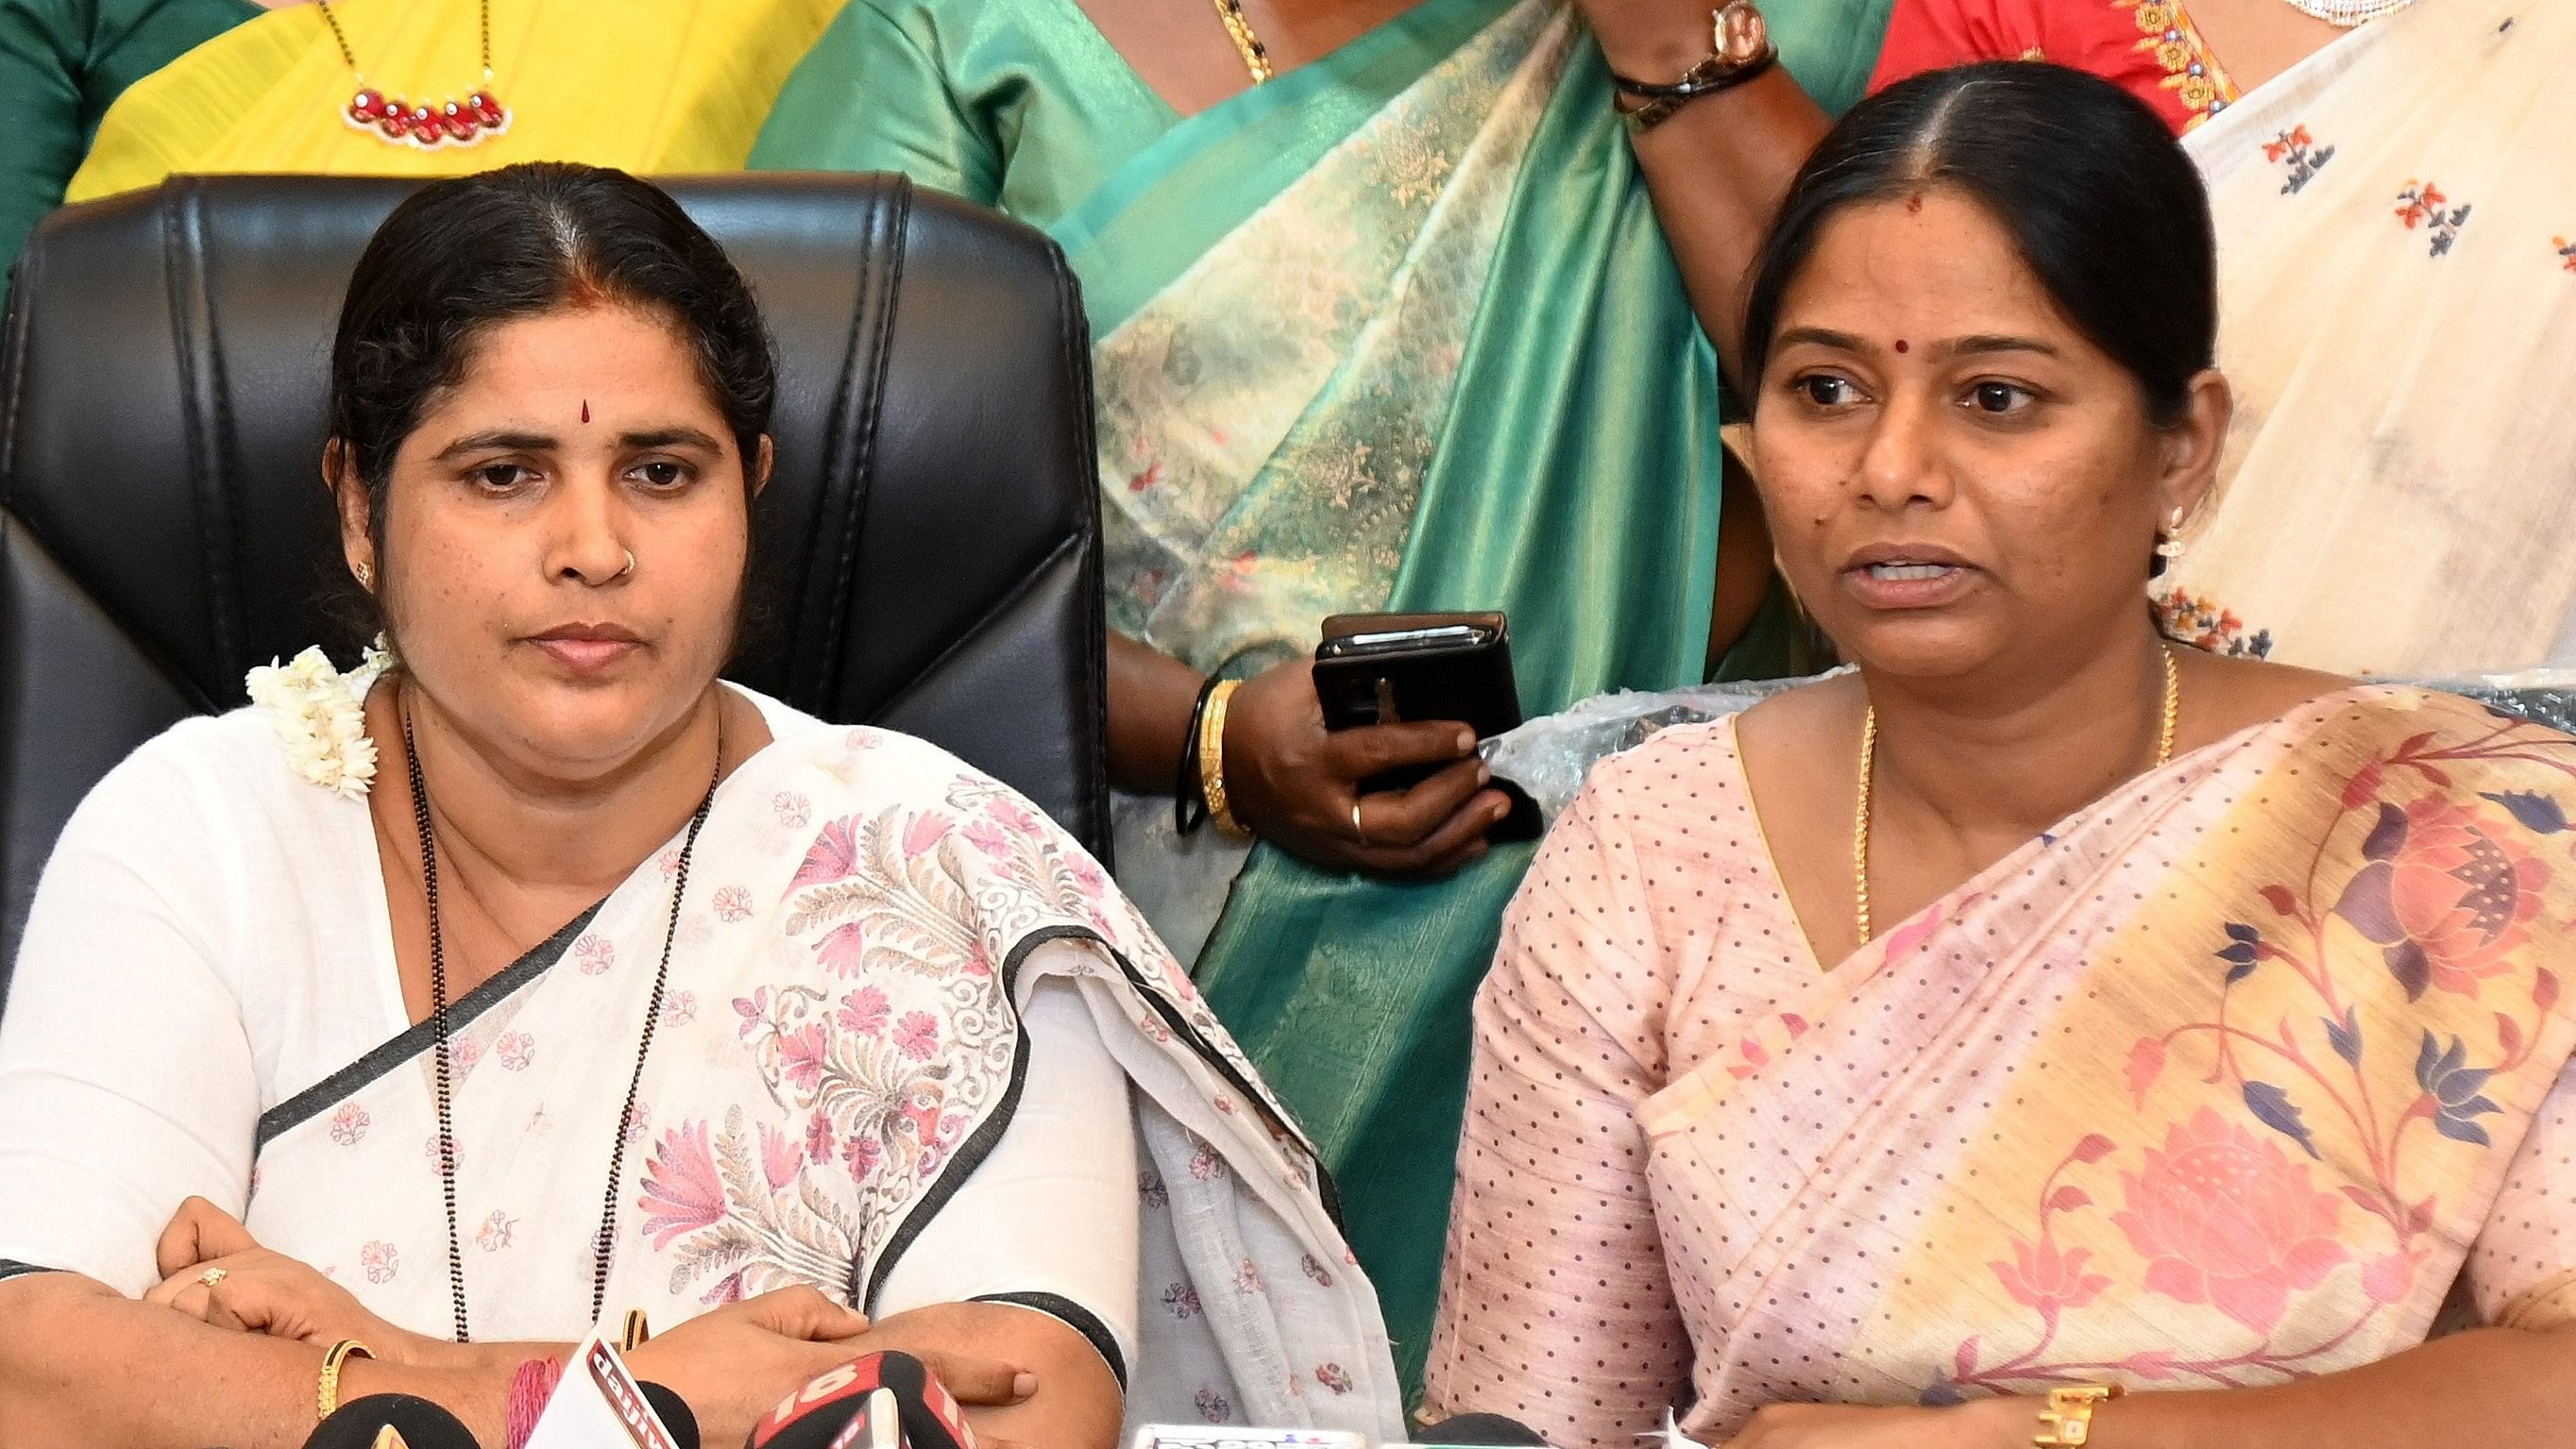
[1412,1414,1552,1447]
[302,1395,479,1449]
[641,1383,703,1449]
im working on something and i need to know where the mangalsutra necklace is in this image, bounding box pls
[1210,0,1273,83]
[2277,0,2419,26]
[1853,646,2179,946]
[401,691,717,1340]
[318,0,512,150]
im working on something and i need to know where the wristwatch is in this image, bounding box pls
[1612,1,1779,132]
[2032,1383,2125,1447]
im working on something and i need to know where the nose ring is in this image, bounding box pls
[616,549,636,580]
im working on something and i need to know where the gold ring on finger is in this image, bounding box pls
[1350,799,1368,847]
[198,1267,229,1289]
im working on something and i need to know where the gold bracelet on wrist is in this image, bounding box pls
[1198,678,1249,838]
[2033,1383,2123,1447]
[317,1338,375,1423]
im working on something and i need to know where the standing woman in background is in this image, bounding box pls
[0,0,258,297]
[751,0,1892,1382]
[1871,0,2576,677]
[1,0,844,298]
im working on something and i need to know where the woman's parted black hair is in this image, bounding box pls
[326,160,779,547]
[1740,61,2216,427]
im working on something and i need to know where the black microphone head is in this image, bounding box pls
[301,1394,478,1449]
[641,1382,702,1449]
[1413,1413,1552,1447]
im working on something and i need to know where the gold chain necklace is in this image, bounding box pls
[1854,646,2179,945]
[1210,0,1274,83]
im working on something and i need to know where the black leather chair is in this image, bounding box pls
[0,173,1108,994]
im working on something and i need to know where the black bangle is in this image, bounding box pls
[1173,672,1225,837]
[1617,51,1776,131]
[1610,43,1776,97]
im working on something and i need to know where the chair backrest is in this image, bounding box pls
[0,172,1108,990]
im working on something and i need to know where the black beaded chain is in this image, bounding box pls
[585,767,716,1327]
[314,0,495,79]
[401,690,720,1341]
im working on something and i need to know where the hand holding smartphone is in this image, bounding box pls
[1313,612,1538,842]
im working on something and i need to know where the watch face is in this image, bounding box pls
[1714,1,1770,65]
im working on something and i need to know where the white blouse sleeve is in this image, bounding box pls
[0,731,261,1298]
[873,953,1142,1385]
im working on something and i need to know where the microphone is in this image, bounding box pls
[640,1384,702,1449]
[823,1388,903,1449]
[747,1352,976,1449]
[302,1394,479,1449]
[524,1334,697,1449]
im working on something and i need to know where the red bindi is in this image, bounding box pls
[1906,192,1924,214]
[1894,340,1910,354]
[580,400,590,423]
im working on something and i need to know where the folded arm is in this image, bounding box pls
[850,1301,1123,1449]
[0,1270,518,1449]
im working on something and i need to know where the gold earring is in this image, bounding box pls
[355,562,374,589]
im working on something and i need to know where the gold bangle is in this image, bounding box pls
[2034,1383,2123,1447]
[1198,679,1248,838]
[318,1338,375,1423]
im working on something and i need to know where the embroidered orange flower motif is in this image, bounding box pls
[2395,180,2473,256]
[2333,798,2549,1000]
[2262,126,2313,163]
[2396,179,2442,227]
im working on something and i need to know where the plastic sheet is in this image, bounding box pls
[1483,669,2576,827]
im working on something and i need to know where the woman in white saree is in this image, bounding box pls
[1870,0,2576,675]
[0,161,1399,1449]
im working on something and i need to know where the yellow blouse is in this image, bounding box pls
[66,0,841,204]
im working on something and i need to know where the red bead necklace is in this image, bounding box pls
[318,0,512,150]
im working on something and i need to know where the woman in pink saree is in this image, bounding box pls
[1425,62,2576,1449]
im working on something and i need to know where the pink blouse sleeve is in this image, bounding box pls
[2465,1057,2576,1327]
[1422,767,1686,1449]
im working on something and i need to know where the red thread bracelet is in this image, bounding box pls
[503,1356,565,1449]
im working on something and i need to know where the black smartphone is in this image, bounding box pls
[1312,611,1539,841]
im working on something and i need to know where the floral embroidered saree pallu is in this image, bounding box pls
[1664,691,2576,1412]
[244,726,1404,1436]
[1432,688,2576,1444]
